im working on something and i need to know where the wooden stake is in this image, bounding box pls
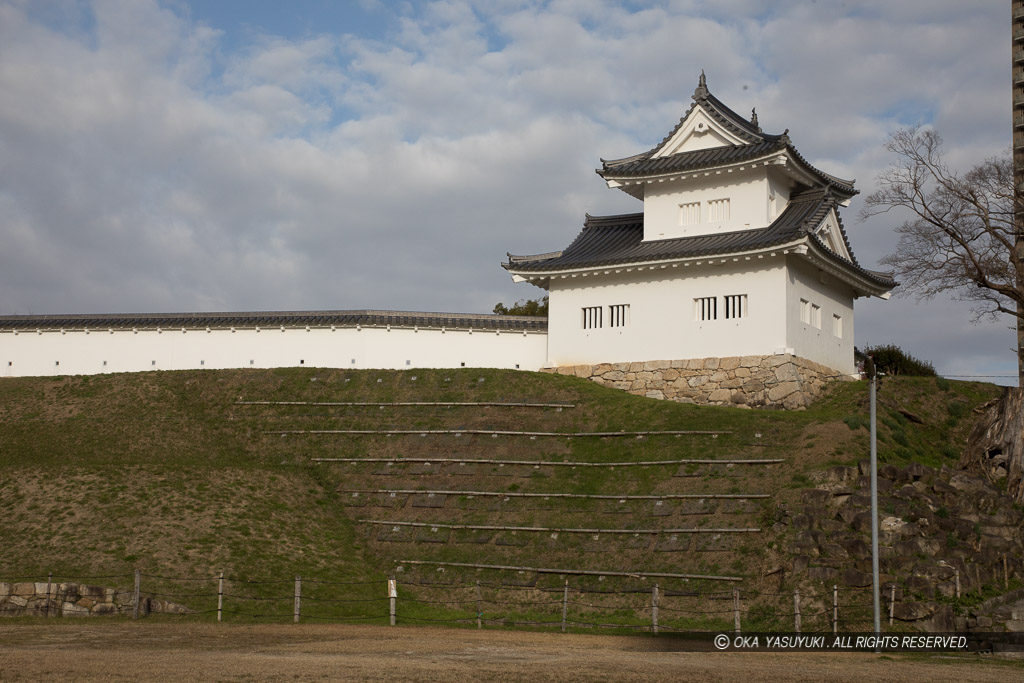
[833,585,838,634]
[132,569,141,620]
[217,571,224,623]
[793,589,801,634]
[955,569,961,599]
[45,573,52,619]
[652,584,660,634]
[388,577,397,626]
[561,581,569,633]
[1004,554,1009,589]
[294,576,301,624]
[733,589,741,634]
[888,585,895,626]
[475,581,482,630]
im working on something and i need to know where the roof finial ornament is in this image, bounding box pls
[750,107,760,131]
[693,69,709,101]
[780,128,791,144]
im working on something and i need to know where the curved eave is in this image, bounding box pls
[505,239,809,282]
[801,239,895,299]
[599,147,856,200]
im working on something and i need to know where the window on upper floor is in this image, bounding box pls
[833,314,843,339]
[708,198,730,223]
[582,306,602,329]
[723,294,747,319]
[679,201,700,226]
[609,304,629,328]
[695,296,717,321]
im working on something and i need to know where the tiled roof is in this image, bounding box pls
[598,78,856,197]
[504,189,895,290]
[600,140,786,179]
[0,309,548,332]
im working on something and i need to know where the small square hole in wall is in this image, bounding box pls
[300,359,304,365]
[406,360,411,366]
[200,360,205,366]
[515,364,520,369]
[102,360,107,367]
[55,361,59,366]
[151,360,156,366]
[250,359,254,366]
[460,362,465,367]
[8,361,12,367]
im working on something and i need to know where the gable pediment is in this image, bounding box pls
[652,106,748,157]
[814,208,853,262]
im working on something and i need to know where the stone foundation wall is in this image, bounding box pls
[545,354,847,409]
[0,581,189,617]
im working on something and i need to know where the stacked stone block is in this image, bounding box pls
[547,354,843,409]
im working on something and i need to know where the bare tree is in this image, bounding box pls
[862,126,1024,502]
[861,126,1023,381]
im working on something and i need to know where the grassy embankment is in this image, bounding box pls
[0,368,999,627]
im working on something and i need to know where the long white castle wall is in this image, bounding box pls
[0,325,548,378]
[545,258,790,367]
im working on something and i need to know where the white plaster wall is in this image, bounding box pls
[642,168,771,241]
[0,326,548,377]
[784,256,856,374]
[546,258,788,366]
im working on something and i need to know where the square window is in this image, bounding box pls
[609,304,629,327]
[723,294,747,319]
[581,306,602,329]
[694,296,717,321]
[679,201,700,226]
[708,197,730,222]
[461,362,466,367]
[300,359,304,365]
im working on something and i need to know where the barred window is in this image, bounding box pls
[811,304,821,329]
[609,304,629,328]
[708,197,730,222]
[833,314,843,338]
[582,306,602,329]
[723,294,747,319]
[800,299,811,325]
[695,296,717,321]
[679,201,700,226]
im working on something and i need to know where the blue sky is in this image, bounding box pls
[0,0,1016,382]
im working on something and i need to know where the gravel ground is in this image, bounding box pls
[0,623,1020,682]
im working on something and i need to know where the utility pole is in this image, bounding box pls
[1013,0,1024,385]
[866,355,881,641]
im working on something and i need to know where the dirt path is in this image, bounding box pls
[0,623,1019,682]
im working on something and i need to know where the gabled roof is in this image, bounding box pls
[504,188,895,294]
[0,309,548,332]
[597,73,857,199]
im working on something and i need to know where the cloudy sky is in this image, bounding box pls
[0,0,1016,382]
